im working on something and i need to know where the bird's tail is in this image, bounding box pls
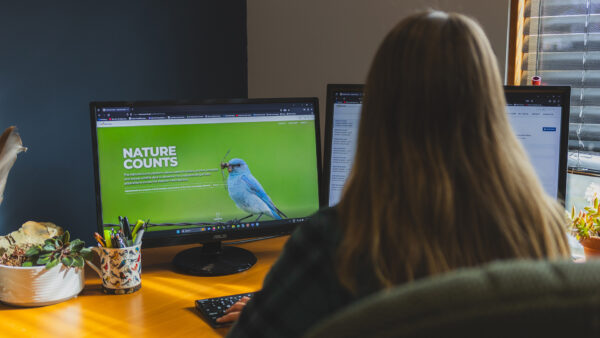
[266,202,287,220]
[269,205,287,219]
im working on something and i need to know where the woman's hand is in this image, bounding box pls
[216,296,251,323]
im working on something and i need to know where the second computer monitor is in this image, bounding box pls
[323,84,570,206]
[323,85,364,206]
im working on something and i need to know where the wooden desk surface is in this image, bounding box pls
[0,236,288,337]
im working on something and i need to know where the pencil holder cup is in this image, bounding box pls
[86,244,142,295]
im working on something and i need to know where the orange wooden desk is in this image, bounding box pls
[0,236,287,337]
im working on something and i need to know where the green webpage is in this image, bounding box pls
[96,118,320,232]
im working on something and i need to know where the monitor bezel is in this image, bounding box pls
[322,84,364,206]
[504,85,571,205]
[90,97,323,248]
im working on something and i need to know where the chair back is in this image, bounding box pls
[306,259,600,338]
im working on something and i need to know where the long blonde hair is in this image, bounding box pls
[336,11,570,293]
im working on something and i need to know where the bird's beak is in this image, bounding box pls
[220,162,229,170]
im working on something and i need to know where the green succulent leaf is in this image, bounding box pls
[25,246,42,257]
[61,231,70,244]
[21,261,33,267]
[45,258,59,269]
[61,256,74,267]
[37,254,52,265]
[69,239,85,252]
[42,244,56,251]
[73,256,84,268]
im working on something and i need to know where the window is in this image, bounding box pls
[509,0,600,211]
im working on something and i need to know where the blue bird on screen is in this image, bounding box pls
[222,158,287,222]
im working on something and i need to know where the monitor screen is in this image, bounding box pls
[504,86,570,201]
[323,84,570,206]
[90,98,322,274]
[323,85,363,206]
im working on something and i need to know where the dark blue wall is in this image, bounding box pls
[0,1,247,243]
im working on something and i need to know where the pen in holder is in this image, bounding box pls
[87,218,146,294]
[86,244,142,295]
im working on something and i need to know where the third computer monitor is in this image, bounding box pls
[323,84,570,206]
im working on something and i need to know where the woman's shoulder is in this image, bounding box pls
[227,207,352,338]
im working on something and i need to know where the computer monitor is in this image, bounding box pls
[322,85,364,206]
[322,84,570,206]
[504,86,570,202]
[90,98,322,276]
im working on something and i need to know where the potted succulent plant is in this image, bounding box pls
[0,231,92,307]
[570,195,600,258]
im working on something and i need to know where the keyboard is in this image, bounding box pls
[195,292,255,328]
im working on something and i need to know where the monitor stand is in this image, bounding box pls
[172,241,257,276]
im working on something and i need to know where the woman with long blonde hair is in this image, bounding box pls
[224,10,570,337]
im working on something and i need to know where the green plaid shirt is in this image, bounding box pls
[227,207,362,338]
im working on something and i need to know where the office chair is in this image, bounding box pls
[306,259,600,338]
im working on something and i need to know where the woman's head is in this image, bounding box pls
[337,11,569,292]
[361,11,508,167]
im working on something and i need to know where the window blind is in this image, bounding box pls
[521,0,600,175]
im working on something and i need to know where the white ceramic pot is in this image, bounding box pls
[0,264,84,307]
